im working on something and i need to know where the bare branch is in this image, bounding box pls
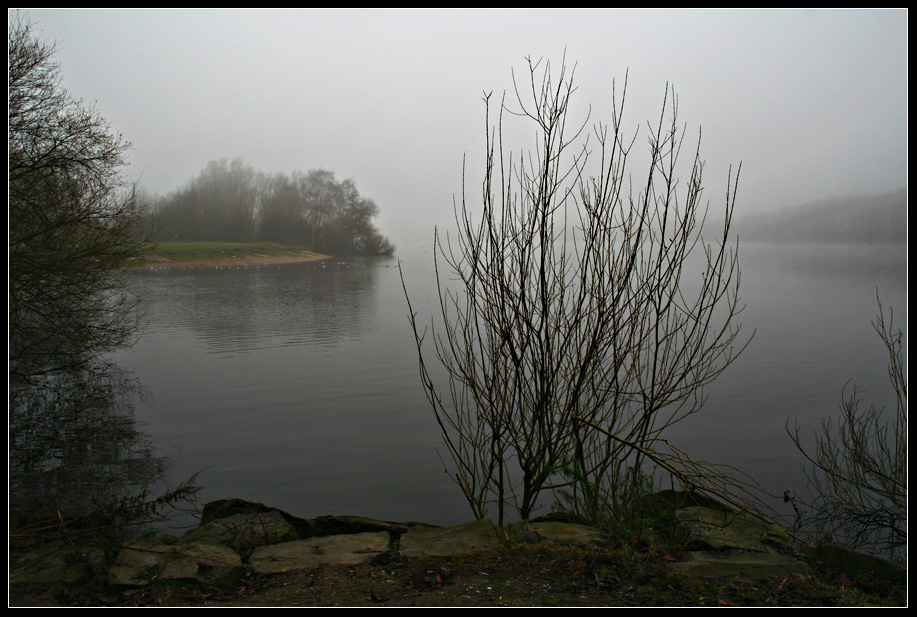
[9,15,150,379]
[402,57,749,526]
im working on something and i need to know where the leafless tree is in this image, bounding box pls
[788,298,907,564]
[8,15,148,379]
[402,57,749,525]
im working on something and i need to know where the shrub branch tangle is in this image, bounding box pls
[403,58,749,525]
[9,16,148,379]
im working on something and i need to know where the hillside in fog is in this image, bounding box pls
[737,188,906,244]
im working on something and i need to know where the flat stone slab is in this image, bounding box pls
[676,507,795,553]
[399,519,502,558]
[182,510,299,556]
[109,538,243,587]
[668,550,813,583]
[527,522,608,547]
[249,531,391,574]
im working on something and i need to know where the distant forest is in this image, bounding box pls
[736,188,907,244]
[149,158,394,256]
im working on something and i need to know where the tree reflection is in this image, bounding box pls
[9,361,168,521]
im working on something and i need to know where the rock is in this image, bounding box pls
[675,507,795,553]
[249,531,391,574]
[668,550,812,583]
[200,498,281,525]
[198,499,423,540]
[108,537,243,587]
[667,506,811,582]
[530,511,594,526]
[198,498,313,538]
[526,522,609,547]
[399,518,502,558]
[181,510,298,557]
[12,497,826,594]
[305,514,425,540]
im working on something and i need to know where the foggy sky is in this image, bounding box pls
[14,9,908,250]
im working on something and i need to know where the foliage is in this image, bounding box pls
[8,15,148,378]
[403,57,750,525]
[152,158,259,242]
[788,299,907,565]
[152,160,394,256]
[554,462,662,541]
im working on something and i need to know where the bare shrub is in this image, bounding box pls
[402,57,750,525]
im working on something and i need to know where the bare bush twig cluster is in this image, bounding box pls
[402,57,750,525]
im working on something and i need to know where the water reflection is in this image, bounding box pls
[101,245,905,528]
[129,259,381,355]
[759,242,907,283]
[9,362,166,518]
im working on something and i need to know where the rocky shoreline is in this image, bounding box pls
[10,496,808,588]
[10,496,905,606]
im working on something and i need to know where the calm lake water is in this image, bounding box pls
[101,241,905,530]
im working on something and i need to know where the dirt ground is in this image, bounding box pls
[11,541,903,608]
[8,545,698,607]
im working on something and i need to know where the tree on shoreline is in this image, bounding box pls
[9,15,148,379]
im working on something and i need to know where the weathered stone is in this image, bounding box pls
[197,499,422,540]
[249,531,391,574]
[668,550,812,582]
[199,498,281,526]
[664,505,814,582]
[181,510,298,556]
[399,519,502,558]
[108,538,243,587]
[306,514,425,540]
[199,498,314,538]
[675,506,795,553]
[526,522,609,547]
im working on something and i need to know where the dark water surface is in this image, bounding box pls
[99,242,906,529]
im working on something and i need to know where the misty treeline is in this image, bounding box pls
[738,188,906,244]
[148,158,394,256]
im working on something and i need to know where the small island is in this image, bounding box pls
[132,241,330,269]
[145,159,395,258]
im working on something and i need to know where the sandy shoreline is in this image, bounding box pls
[133,252,330,269]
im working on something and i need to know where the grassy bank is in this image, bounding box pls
[132,242,329,268]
